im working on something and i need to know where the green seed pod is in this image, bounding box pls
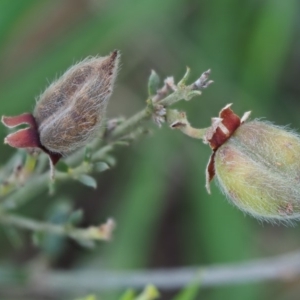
[205,104,300,223]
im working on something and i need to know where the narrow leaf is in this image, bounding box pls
[172,280,201,300]
[148,70,160,96]
[94,162,110,173]
[84,146,92,162]
[119,289,136,300]
[104,155,117,167]
[136,285,160,300]
[75,294,97,300]
[55,160,69,173]
[76,238,95,249]
[68,209,84,226]
[32,231,44,247]
[78,175,97,189]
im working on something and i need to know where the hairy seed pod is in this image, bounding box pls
[205,104,300,223]
[2,50,120,166]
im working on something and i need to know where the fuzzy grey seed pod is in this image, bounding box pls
[34,50,119,155]
[2,50,120,166]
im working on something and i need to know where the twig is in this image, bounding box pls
[28,250,300,293]
[110,108,151,139]
[1,68,210,212]
[1,143,114,210]
[1,250,300,297]
[0,211,115,242]
[110,67,208,139]
[2,172,49,210]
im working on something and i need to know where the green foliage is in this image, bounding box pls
[173,280,201,300]
[78,174,98,189]
[75,295,97,300]
[77,285,159,300]
[0,1,299,300]
[148,70,160,97]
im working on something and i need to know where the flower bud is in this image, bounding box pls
[2,50,120,166]
[205,104,300,223]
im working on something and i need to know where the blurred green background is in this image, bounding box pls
[0,0,300,299]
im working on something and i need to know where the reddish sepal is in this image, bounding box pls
[5,128,40,148]
[205,152,216,193]
[219,105,241,136]
[207,104,241,150]
[2,113,37,129]
[205,104,244,192]
[2,113,62,166]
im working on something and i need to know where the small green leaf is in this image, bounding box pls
[46,199,72,223]
[24,153,37,173]
[178,67,190,86]
[75,294,97,300]
[114,141,130,147]
[76,238,95,249]
[119,289,136,300]
[136,285,160,300]
[78,175,97,189]
[68,209,84,226]
[32,231,44,247]
[55,160,69,173]
[148,70,160,96]
[84,146,92,162]
[94,162,110,173]
[104,155,117,167]
[3,227,23,249]
[172,279,201,300]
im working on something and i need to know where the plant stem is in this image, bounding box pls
[110,81,202,139]
[1,75,205,210]
[1,143,116,210]
[1,250,300,296]
[2,173,49,210]
[110,108,151,139]
[0,211,112,242]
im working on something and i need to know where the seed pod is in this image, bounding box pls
[2,50,120,167]
[205,104,300,223]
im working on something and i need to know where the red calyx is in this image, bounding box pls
[206,104,241,151]
[205,104,250,193]
[2,113,61,165]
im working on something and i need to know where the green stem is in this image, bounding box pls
[0,71,208,212]
[2,173,49,210]
[110,84,201,139]
[159,88,200,106]
[1,144,116,210]
[110,108,150,139]
[0,211,111,242]
[179,126,208,139]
